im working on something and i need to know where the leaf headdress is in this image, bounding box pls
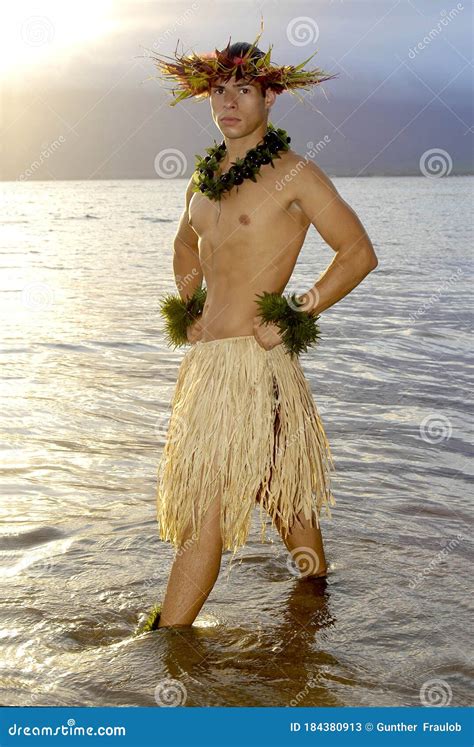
[146,17,338,106]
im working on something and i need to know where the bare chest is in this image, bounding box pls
[188,159,309,248]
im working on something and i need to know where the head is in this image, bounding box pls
[209,42,277,138]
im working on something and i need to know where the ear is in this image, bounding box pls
[265,88,277,109]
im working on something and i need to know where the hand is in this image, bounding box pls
[252,318,284,351]
[186,317,203,344]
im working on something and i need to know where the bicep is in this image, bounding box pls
[175,210,198,252]
[174,175,199,252]
[296,161,369,253]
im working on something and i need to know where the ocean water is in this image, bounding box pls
[0,176,472,708]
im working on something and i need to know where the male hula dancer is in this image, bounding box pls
[140,22,378,633]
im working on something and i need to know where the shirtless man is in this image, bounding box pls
[154,43,378,630]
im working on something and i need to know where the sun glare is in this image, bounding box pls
[0,0,116,79]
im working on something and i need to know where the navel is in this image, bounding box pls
[239,213,251,225]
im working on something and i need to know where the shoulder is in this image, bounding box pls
[285,149,337,189]
[185,172,198,210]
[275,149,339,205]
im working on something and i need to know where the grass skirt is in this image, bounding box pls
[156,335,336,558]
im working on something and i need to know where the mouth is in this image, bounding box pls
[220,117,240,124]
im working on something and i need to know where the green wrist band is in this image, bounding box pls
[159,287,321,357]
[254,291,321,358]
[159,286,207,348]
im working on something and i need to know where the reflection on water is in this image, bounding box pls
[0,178,472,707]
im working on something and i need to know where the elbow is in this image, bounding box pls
[357,235,378,271]
[360,244,379,272]
[340,238,379,273]
[367,252,378,271]
[350,246,378,276]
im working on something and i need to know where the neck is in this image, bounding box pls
[221,122,269,167]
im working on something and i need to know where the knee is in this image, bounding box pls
[176,522,223,558]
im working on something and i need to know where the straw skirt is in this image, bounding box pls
[156,335,336,557]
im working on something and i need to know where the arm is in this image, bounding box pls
[173,174,203,301]
[293,160,378,316]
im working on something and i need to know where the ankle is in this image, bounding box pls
[306,565,328,579]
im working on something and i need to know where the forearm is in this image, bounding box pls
[305,241,378,316]
[173,241,203,301]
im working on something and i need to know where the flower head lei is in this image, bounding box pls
[146,17,339,107]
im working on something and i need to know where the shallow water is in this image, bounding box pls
[0,177,472,707]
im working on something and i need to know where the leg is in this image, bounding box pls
[158,492,223,628]
[275,510,328,578]
[256,377,328,579]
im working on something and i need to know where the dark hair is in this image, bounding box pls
[220,41,268,97]
[227,41,265,60]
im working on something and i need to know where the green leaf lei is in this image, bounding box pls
[159,286,207,348]
[254,290,321,359]
[193,122,291,201]
[159,285,321,358]
[134,602,162,636]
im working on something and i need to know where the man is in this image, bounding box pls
[147,33,378,631]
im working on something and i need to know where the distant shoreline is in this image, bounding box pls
[1,173,473,183]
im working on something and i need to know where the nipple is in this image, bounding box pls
[239,214,251,225]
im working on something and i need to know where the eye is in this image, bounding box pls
[240,87,250,93]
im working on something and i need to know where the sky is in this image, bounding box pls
[0,0,472,179]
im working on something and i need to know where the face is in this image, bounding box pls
[209,75,276,137]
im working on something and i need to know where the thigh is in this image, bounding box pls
[179,487,223,552]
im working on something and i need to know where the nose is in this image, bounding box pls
[222,90,238,109]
